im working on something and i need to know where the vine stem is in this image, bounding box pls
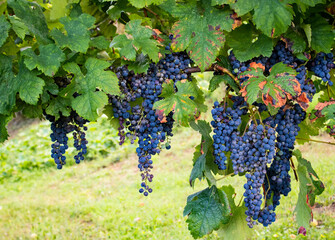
[296,137,335,145]
[216,172,234,181]
[184,64,240,88]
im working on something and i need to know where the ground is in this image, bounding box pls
[0,119,334,240]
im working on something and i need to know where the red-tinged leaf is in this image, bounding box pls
[170,3,233,71]
[155,109,167,123]
[240,62,301,108]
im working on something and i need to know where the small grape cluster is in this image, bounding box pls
[45,111,89,169]
[308,52,334,86]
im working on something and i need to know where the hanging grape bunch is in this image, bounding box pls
[45,111,89,169]
[108,37,193,196]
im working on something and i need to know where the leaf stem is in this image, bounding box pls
[296,137,335,145]
[216,172,234,181]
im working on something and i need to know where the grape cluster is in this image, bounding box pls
[230,123,276,227]
[264,104,306,208]
[308,52,334,86]
[45,111,89,169]
[211,96,247,170]
[109,41,192,195]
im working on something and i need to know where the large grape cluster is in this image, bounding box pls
[109,38,193,196]
[264,104,306,208]
[45,111,89,169]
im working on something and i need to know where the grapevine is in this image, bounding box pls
[0,0,334,239]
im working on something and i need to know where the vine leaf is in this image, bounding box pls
[228,0,256,16]
[0,55,17,115]
[8,0,50,44]
[8,16,29,40]
[284,28,307,53]
[310,15,334,53]
[293,150,324,228]
[226,24,274,62]
[252,0,294,37]
[16,60,45,105]
[170,3,233,71]
[218,205,252,239]
[50,0,68,20]
[0,114,13,143]
[121,54,150,74]
[90,36,110,50]
[0,15,11,48]
[22,44,66,77]
[321,103,335,127]
[51,13,95,53]
[153,81,198,126]
[189,120,216,187]
[209,74,239,93]
[46,96,72,119]
[240,62,301,108]
[128,0,166,8]
[110,20,160,62]
[292,0,327,12]
[62,58,120,121]
[184,186,230,239]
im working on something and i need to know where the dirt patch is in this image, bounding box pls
[7,112,41,139]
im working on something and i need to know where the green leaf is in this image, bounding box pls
[129,0,166,8]
[110,20,159,62]
[46,97,72,119]
[8,0,50,44]
[0,15,11,48]
[184,186,230,239]
[229,0,256,16]
[63,58,120,121]
[284,28,307,53]
[0,114,13,143]
[189,120,215,186]
[16,60,45,105]
[50,0,68,20]
[289,0,326,12]
[171,5,233,71]
[121,54,150,74]
[295,163,312,228]
[22,44,66,77]
[51,13,96,53]
[22,104,43,118]
[302,24,312,47]
[240,62,300,108]
[227,24,274,62]
[209,75,239,93]
[310,16,334,53]
[0,54,17,115]
[296,118,321,144]
[8,16,29,40]
[218,205,253,240]
[153,81,198,126]
[253,0,294,37]
[211,0,235,5]
[90,36,110,50]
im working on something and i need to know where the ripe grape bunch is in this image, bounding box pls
[44,111,89,169]
[210,41,315,228]
[109,39,192,196]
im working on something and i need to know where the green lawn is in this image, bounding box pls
[0,120,334,240]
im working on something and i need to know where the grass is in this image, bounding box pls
[0,120,334,240]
